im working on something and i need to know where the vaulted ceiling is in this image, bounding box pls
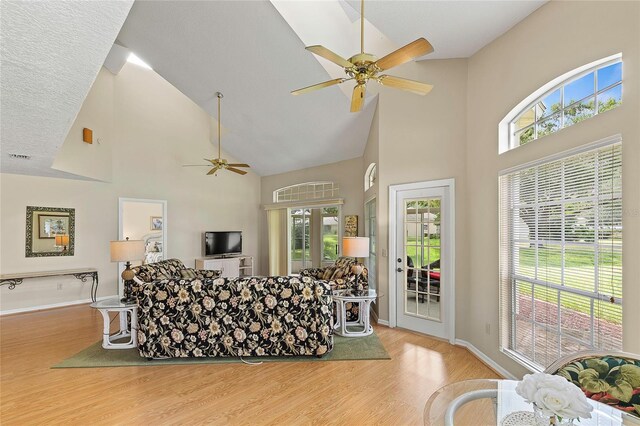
[1,0,546,178]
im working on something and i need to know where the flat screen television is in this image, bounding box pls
[204,231,242,257]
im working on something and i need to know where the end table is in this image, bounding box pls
[332,288,377,337]
[90,298,138,349]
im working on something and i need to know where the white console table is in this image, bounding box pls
[195,256,253,278]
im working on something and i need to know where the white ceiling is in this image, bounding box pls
[117,0,546,176]
[0,1,133,178]
[1,0,546,179]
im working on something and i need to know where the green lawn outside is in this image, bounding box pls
[516,244,622,324]
[405,236,441,269]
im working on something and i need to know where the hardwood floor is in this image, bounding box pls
[0,304,499,425]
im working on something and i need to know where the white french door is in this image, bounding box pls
[390,180,455,342]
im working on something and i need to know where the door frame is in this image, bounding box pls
[388,178,456,343]
[118,197,168,298]
[286,203,342,275]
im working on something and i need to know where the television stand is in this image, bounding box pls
[195,255,253,278]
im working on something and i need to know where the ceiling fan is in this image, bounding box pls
[183,92,250,176]
[291,0,434,112]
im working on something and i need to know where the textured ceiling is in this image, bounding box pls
[0,1,133,178]
[117,0,546,176]
[1,0,546,179]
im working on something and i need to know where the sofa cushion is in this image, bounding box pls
[322,266,336,280]
[555,355,640,418]
[180,268,198,279]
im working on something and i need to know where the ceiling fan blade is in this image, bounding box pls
[292,78,346,96]
[204,158,217,164]
[378,75,433,95]
[227,163,250,168]
[375,38,434,71]
[350,84,365,113]
[207,166,221,175]
[306,45,353,68]
[227,167,248,175]
[182,164,211,167]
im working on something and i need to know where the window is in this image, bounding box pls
[501,55,622,152]
[274,182,339,203]
[499,139,622,370]
[365,198,377,291]
[365,163,377,191]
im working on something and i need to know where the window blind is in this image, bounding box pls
[499,141,622,370]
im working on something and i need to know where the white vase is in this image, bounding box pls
[532,404,574,426]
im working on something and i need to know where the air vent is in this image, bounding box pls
[8,154,31,160]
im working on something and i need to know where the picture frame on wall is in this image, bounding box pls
[150,216,163,231]
[38,214,68,239]
[344,215,358,237]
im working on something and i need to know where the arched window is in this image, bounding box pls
[499,54,622,153]
[364,163,377,191]
[273,182,339,203]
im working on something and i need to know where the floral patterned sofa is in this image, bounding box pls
[299,256,368,321]
[128,262,334,359]
[547,352,640,418]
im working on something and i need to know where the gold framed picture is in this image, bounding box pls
[344,215,358,237]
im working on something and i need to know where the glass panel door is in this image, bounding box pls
[395,184,451,340]
[404,198,442,321]
[365,199,377,291]
[321,207,339,266]
[290,208,311,273]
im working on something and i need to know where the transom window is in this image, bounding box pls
[504,55,622,151]
[273,182,339,203]
[499,139,622,370]
[365,163,377,191]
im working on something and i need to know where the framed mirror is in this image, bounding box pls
[26,206,75,257]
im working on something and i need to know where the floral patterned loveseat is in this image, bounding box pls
[548,353,640,418]
[299,256,368,321]
[131,273,334,359]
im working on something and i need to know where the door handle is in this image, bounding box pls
[397,267,403,272]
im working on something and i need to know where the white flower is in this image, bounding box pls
[516,373,593,420]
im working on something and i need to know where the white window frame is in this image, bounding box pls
[273,182,339,203]
[499,53,622,154]
[499,135,623,371]
[364,163,377,191]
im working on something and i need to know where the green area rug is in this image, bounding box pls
[53,332,390,368]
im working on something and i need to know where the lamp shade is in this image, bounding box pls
[110,239,145,262]
[342,237,370,258]
[55,234,69,246]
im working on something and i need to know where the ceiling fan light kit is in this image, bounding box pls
[182,92,250,176]
[291,0,435,112]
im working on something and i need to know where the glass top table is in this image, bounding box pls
[423,379,638,426]
[332,288,377,300]
[90,297,136,309]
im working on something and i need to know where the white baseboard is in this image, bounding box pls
[0,295,117,316]
[370,309,390,326]
[455,339,517,380]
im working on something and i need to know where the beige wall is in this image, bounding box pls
[375,59,469,332]
[0,64,261,313]
[464,1,640,376]
[259,156,364,275]
[122,201,163,241]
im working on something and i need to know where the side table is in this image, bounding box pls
[90,298,138,349]
[333,288,377,337]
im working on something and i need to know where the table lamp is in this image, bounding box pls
[342,236,370,288]
[55,234,70,251]
[110,237,145,303]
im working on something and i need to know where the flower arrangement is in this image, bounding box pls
[516,373,593,425]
